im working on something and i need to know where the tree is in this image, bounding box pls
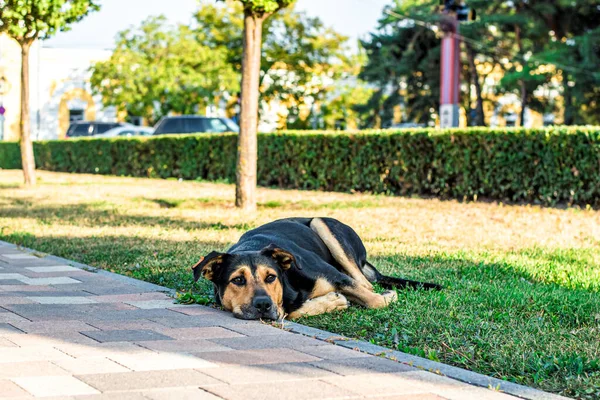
[90,16,238,125]
[231,0,294,211]
[194,1,349,127]
[0,0,100,186]
[359,1,441,127]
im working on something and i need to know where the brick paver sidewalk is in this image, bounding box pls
[0,242,542,399]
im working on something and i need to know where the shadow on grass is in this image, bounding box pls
[0,197,252,232]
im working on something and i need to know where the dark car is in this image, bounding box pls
[65,121,128,139]
[152,116,239,136]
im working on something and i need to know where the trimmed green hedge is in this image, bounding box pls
[1,127,599,206]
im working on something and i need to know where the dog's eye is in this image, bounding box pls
[231,276,246,286]
[265,274,277,283]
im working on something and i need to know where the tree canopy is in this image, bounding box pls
[90,16,238,125]
[0,0,100,45]
[356,0,600,127]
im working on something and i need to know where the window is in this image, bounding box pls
[159,118,183,134]
[184,118,207,133]
[70,124,92,137]
[69,109,84,123]
[205,118,229,133]
[118,130,134,137]
[96,123,120,134]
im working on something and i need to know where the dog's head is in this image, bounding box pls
[192,245,296,320]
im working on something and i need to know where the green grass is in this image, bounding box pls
[0,170,599,399]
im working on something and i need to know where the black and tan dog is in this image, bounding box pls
[192,217,440,320]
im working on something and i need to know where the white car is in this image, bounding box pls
[94,126,154,138]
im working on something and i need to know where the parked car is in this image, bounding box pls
[65,121,130,139]
[152,116,239,136]
[94,126,154,139]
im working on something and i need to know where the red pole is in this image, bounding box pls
[439,16,460,128]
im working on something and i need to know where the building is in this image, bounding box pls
[0,34,117,141]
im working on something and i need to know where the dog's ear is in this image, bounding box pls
[192,251,228,282]
[261,244,299,270]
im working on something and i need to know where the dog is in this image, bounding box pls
[192,217,441,320]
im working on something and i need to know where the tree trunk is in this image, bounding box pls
[516,25,527,127]
[563,78,575,125]
[20,42,36,186]
[519,81,527,127]
[236,12,264,211]
[466,44,484,126]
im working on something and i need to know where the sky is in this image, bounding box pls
[45,0,390,50]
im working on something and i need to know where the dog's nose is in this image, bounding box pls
[252,296,272,314]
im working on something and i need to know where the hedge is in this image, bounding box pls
[0,127,599,206]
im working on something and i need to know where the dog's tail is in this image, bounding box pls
[364,261,442,290]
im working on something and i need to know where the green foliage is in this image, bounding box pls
[1,127,599,206]
[233,0,294,15]
[90,16,238,125]
[0,0,100,44]
[194,1,349,125]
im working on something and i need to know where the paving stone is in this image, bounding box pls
[153,327,244,340]
[124,300,186,309]
[197,348,321,366]
[205,379,357,400]
[0,379,30,398]
[11,376,100,397]
[309,356,417,375]
[322,372,436,397]
[25,266,80,273]
[0,361,70,378]
[295,344,371,360]
[106,352,217,371]
[137,339,232,353]
[399,371,471,389]
[54,342,152,358]
[0,312,30,324]
[0,337,17,347]
[202,362,337,384]
[209,333,324,350]
[0,274,27,280]
[2,254,39,260]
[0,347,75,363]
[433,387,519,399]
[80,329,174,343]
[0,280,26,286]
[0,285,58,292]
[143,388,222,400]
[167,305,221,316]
[92,293,171,303]
[85,320,168,332]
[149,314,253,329]
[51,357,131,375]
[20,277,81,285]
[27,297,97,305]
[73,393,147,400]
[77,369,221,392]
[5,332,101,347]
[372,395,449,400]
[0,297,36,305]
[224,323,292,336]
[0,323,24,334]
[3,304,137,321]
[10,320,98,334]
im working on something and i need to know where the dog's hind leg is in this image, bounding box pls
[310,218,373,290]
[340,282,398,309]
[287,292,349,319]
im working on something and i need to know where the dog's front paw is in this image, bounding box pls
[325,292,349,312]
[382,290,398,305]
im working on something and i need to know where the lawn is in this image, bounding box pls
[0,170,598,399]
